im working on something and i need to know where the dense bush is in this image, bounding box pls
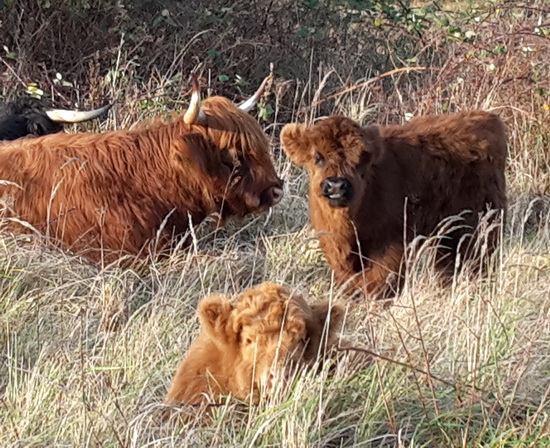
[0,0,436,102]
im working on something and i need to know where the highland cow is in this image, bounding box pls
[0,75,283,262]
[281,112,507,297]
[164,282,343,407]
[0,97,112,141]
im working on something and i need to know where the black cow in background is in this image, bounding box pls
[0,97,112,141]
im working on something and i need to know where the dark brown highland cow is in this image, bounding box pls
[281,112,507,297]
[0,75,283,262]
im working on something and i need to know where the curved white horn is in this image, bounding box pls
[238,75,272,113]
[184,74,207,125]
[45,103,113,123]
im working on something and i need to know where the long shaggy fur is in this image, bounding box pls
[0,96,282,262]
[164,282,343,408]
[281,112,507,297]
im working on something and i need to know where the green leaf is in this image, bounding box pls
[152,15,163,27]
[165,16,178,27]
[259,104,274,121]
[302,0,319,7]
[207,49,220,59]
[26,83,44,98]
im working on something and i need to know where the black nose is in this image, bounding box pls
[321,177,352,198]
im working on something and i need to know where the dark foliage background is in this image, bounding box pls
[0,0,433,107]
[0,1,548,191]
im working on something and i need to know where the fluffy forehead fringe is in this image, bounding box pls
[201,97,271,156]
[137,96,270,157]
[231,283,308,336]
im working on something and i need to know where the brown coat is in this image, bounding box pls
[165,282,343,407]
[281,112,507,297]
[0,97,282,262]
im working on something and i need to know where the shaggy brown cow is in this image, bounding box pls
[0,75,283,262]
[281,112,507,297]
[164,282,343,407]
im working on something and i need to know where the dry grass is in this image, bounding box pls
[1,2,550,447]
[0,161,548,447]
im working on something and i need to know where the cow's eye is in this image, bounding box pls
[245,337,253,345]
[221,159,234,174]
[314,152,324,167]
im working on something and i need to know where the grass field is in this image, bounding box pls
[1,1,549,447]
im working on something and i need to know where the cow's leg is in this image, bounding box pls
[345,243,404,299]
[436,209,504,281]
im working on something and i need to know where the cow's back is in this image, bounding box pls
[379,111,507,237]
[0,129,184,260]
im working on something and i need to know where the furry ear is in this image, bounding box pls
[198,294,235,342]
[29,113,63,136]
[283,300,308,342]
[339,122,385,166]
[359,125,385,165]
[173,132,232,178]
[311,302,344,343]
[301,301,344,360]
[280,123,311,166]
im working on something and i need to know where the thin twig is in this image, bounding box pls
[337,343,493,399]
[0,57,26,89]
[308,67,441,108]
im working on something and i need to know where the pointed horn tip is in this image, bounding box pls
[237,74,274,113]
[45,102,113,123]
[184,75,204,125]
[258,74,275,95]
[190,74,200,93]
[96,102,114,114]
[261,74,273,89]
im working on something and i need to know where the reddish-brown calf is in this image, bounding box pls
[281,112,507,297]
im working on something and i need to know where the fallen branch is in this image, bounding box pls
[337,343,493,402]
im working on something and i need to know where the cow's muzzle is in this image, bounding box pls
[259,181,284,209]
[321,177,352,207]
